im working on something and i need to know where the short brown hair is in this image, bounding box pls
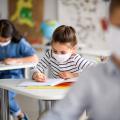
[51,25,77,46]
[110,0,120,14]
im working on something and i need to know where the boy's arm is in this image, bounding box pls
[16,55,38,63]
[3,38,39,64]
[75,55,94,71]
[3,55,38,64]
[31,51,50,75]
[58,72,79,79]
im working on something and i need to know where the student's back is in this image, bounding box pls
[41,60,120,120]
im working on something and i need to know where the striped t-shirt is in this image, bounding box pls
[32,50,93,78]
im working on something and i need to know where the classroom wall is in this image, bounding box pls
[44,0,109,50]
[44,0,58,20]
[0,0,8,19]
[0,0,58,20]
[0,0,109,50]
[57,0,109,50]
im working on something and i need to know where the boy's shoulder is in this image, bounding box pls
[71,53,82,60]
[17,37,30,46]
[45,49,52,58]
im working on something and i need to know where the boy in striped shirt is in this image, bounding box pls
[32,25,93,82]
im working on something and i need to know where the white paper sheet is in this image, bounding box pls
[18,79,64,87]
[18,78,78,87]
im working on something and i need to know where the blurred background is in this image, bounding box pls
[0,0,110,49]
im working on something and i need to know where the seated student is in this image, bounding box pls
[32,25,93,82]
[0,20,38,120]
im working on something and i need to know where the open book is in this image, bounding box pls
[18,78,78,87]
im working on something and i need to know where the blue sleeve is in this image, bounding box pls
[19,38,36,57]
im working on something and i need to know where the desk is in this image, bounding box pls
[0,79,69,120]
[0,63,36,120]
[0,63,36,71]
[0,62,36,78]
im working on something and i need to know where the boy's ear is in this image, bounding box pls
[71,46,77,53]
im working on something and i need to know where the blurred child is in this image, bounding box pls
[32,25,93,82]
[0,19,38,120]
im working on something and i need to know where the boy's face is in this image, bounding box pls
[52,42,75,54]
[110,8,120,27]
[0,36,11,43]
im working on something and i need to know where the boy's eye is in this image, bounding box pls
[53,50,57,54]
[61,51,66,54]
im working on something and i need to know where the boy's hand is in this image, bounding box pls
[58,71,75,80]
[100,56,109,62]
[32,72,46,82]
[3,58,18,65]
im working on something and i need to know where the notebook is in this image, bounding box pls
[18,78,77,87]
